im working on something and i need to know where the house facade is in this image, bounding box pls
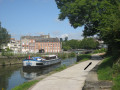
[2,38,21,53]
[21,35,61,53]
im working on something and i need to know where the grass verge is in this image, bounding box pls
[55,64,67,71]
[94,48,106,54]
[97,56,120,90]
[12,80,39,90]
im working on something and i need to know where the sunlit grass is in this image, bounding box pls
[12,80,39,90]
[97,56,120,90]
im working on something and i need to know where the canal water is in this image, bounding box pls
[0,57,76,90]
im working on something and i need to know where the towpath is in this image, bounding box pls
[30,54,102,90]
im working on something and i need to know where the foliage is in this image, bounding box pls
[58,53,67,59]
[55,0,120,55]
[77,54,91,62]
[12,80,39,90]
[97,56,120,89]
[60,38,63,42]
[2,61,5,66]
[64,36,68,41]
[1,49,5,56]
[112,75,120,90]
[68,52,76,57]
[80,38,99,49]
[62,45,71,51]
[94,48,106,53]
[1,48,13,56]
[62,38,99,50]
[55,64,67,71]
[0,22,11,47]
[58,52,76,59]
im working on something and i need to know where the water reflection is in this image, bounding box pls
[22,63,61,79]
[0,65,23,90]
[22,58,76,79]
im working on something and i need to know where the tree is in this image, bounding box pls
[65,36,68,41]
[60,38,63,42]
[66,39,79,49]
[80,38,99,49]
[0,22,11,48]
[55,0,120,55]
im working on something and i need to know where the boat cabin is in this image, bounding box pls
[42,55,57,60]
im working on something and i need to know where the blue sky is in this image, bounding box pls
[0,0,84,40]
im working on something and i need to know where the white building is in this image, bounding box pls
[2,38,21,53]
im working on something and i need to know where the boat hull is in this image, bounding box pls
[23,59,61,68]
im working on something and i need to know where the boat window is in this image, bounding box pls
[37,58,41,60]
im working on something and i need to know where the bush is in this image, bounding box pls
[112,75,120,90]
[1,49,5,56]
[97,56,120,89]
[68,52,76,58]
[2,61,5,66]
[77,54,91,62]
[58,53,67,59]
[94,48,106,53]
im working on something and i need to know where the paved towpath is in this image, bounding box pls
[30,54,102,90]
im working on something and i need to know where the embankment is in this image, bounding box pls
[0,56,25,66]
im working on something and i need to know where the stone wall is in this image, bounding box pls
[0,56,25,66]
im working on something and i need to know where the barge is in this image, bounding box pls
[23,55,61,68]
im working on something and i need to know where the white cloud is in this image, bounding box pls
[52,30,61,35]
[61,34,68,39]
[35,32,44,35]
[60,32,83,40]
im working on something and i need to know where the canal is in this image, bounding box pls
[0,57,76,90]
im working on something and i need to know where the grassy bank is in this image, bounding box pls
[97,56,120,90]
[12,80,39,90]
[12,54,91,90]
[77,54,91,62]
[58,52,76,59]
[94,48,106,54]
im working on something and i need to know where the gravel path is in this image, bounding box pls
[30,54,101,90]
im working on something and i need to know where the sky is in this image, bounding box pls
[0,0,84,40]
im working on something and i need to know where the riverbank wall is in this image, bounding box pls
[0,56,25,66]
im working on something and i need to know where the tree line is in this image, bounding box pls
[62,38,99,51]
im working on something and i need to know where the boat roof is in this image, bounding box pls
[32,57,42,59]
[42,55,57,57]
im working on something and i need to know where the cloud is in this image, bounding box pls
[61,34,68,39]
[52,30,61,35]
[35,32,44,35]
[60,32,83,40]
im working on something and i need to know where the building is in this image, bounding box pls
[2,38,21,53]
[94,37,108,49]
[21,35,61,53]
